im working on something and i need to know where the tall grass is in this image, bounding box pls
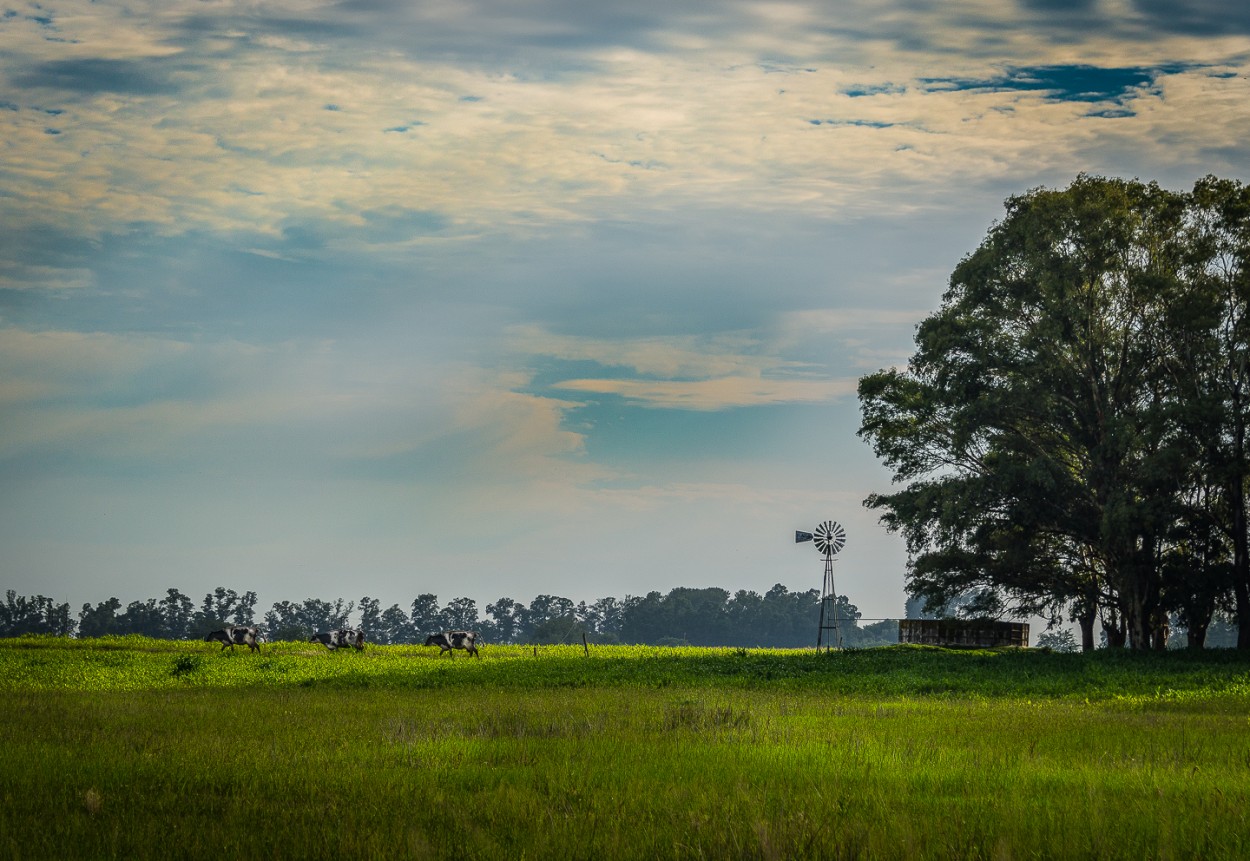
[4,635,1250,700]
[3,638,1249,859]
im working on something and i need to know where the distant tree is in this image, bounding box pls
[856,619,899,647]
[485,597,522,643]
[665,587,733,646]
[158,589,195,639]
[440,596,479,631]
[1036,628,1080,652]
[116,599,166,637]
[193,588,258,633]
[822,594,864,647]
[1,591,74,637]
[409,594,441,637]
[758,584,820,647]
[359,597,383,637]
[232,591,258,626]
[379,604,413,644]
[77,598,122,638]
[618,592,666,644]
[307,597,353,632]
[264,602,307,642]
[520,595,575,641]
[263,598,353,641]
[581,596,625,640]
[727,590,764,640]
[532,614,584,644]
[358,596,414,644]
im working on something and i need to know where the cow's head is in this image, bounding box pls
[423,634,440,647]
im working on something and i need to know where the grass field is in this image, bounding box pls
[3,637,1249,860]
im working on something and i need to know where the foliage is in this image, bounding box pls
[859,174,1250,650]
[264,597,353,641]
[193,586,258,630]
[1036,628,1080,652]
[1,590,74,637]
[5,583,909,648]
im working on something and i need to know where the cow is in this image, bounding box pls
[205,625,261,653]
[310,629,366,651]
[424,630,479,658]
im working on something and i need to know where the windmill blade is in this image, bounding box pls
[795,530,814,544]
[813,520,847,555]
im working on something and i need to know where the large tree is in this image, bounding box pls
[859,175,1203,649]
[1171,176,1250,647]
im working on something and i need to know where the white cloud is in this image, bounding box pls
[551,375,856,410]
[507,325,781,378]
[3,0,1245,258]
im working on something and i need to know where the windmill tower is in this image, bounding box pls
[795,520,847,650]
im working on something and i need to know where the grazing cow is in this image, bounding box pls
[310,629,366,651]
[424,630,479,658]
[205,626,261,653]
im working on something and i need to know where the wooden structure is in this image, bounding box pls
[898,618,1029,648]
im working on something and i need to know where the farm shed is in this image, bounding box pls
[898,619,1029,648]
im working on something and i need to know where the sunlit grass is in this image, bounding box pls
[3,637,1249,859]
[5,635,1250,700]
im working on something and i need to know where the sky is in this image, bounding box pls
[2,0,1249,625]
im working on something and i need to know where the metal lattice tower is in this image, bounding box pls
[796,520,847,651]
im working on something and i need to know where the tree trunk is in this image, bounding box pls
[1187,617,1209,650]
[1101,606,1127,648]
[1078,610,1097,652]
[1121,572,1154,651]
[1229,362,1250,649]
[1123,539,1164,651]
[1150,608,1170,650]
[1233,478,1250,649]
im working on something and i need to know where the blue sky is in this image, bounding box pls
[2,0,1248,622]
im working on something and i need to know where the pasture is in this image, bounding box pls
[2,638,1249,860]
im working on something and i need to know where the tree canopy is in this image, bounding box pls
[858,174,1250,650]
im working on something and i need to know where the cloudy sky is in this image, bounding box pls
[2,0,1248,622]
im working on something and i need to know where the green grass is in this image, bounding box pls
[3,637,1250,859]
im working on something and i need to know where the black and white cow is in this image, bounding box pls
[205,626,261,653]
[424,630,479,658]
[310,629,366,651]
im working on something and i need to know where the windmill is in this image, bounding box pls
[795,520,847,650]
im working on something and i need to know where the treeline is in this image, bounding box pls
[1,585,899,648]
